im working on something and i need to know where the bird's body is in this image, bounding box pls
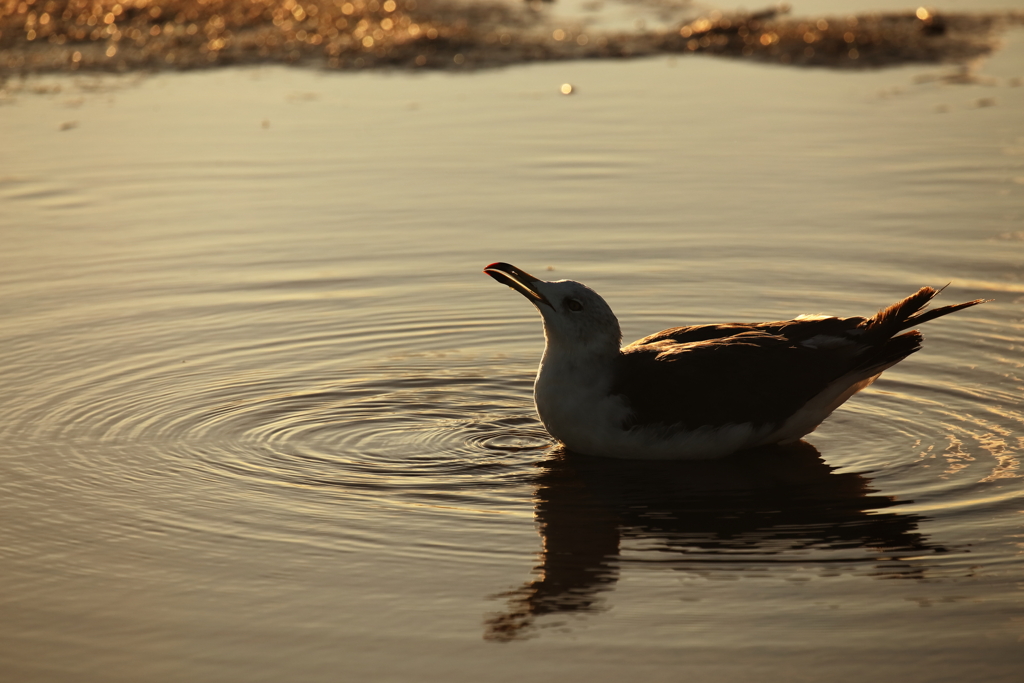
[484,262,986,459]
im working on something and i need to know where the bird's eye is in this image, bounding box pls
[565,298,583,312]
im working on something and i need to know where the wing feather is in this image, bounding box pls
[613,288,986,435]
[614,332,854,431]
[626,316,867,349]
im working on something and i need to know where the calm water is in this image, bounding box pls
[2,10,1024,682]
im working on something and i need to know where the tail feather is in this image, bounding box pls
[866,286,988,338]
[866,286,939,335]
[905,298,989,327]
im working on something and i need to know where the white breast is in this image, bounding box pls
[533,350,629,455]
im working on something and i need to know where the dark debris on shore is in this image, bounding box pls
[1,0,1021,78]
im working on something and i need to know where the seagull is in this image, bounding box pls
[483,262,987,459]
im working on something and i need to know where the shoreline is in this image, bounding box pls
[2,1,1022,79]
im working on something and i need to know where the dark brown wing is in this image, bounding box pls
[630,286,988,350]
[613,328,930,432]
[613,287,987,433]
[626,317,868,349]
[613,332,856,432]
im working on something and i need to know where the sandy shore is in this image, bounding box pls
[2,0,1021,77]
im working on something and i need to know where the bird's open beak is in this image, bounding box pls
[483,262,554,309]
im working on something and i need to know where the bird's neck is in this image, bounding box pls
[540,335,618,367]
[539,315,621,359]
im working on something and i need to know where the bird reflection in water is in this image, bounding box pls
[484,441,939,641]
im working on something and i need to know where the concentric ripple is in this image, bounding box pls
[181,367,552,496]
[0,342,555,557]
[2,276,1021,571]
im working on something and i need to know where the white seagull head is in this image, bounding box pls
[484,262,622,356]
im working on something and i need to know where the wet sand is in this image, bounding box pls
[1,0,1022,76]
